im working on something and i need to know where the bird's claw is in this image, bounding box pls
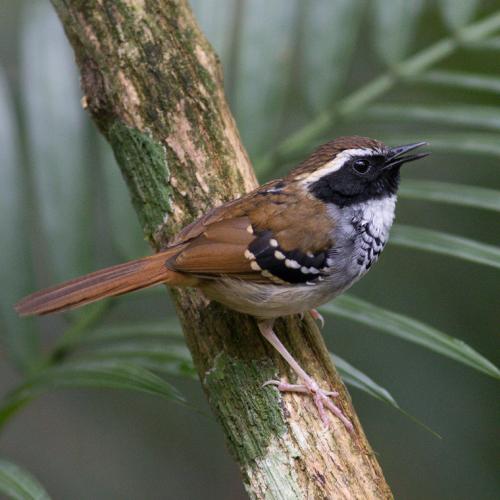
[263,377,352,432]
[309,308,325,328]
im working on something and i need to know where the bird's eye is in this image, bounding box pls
[352,159,371,175]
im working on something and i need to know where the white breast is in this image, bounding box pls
[328,195,397,284]
[354,196,397,238]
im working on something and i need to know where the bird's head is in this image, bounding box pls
[290,136,429,207]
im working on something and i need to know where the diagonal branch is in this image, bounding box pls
[51,0,392,497]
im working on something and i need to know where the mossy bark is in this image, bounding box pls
[51,1,392,497]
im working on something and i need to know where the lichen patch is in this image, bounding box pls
[245,436,303,499]
[118,70,143,128]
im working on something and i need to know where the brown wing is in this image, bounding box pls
[165,179,287,282]
[168,178,285,246]
[166,179,334,285]
[170,178,333,251]
[169,217,258,276]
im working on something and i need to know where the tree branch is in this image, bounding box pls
[51,0,392,497]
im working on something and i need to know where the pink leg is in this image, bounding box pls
[258,320,353,431]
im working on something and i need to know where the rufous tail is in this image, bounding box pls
[15,249,191,317]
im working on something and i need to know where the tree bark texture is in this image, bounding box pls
[51,1,392,498]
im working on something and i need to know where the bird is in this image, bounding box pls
[15,135,429,431]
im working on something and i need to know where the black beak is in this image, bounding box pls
[385,142,429,169]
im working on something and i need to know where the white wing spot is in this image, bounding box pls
[274,250,286,260]
[285,259,301,269]
[250,261,261,271]
[269,239,278,247]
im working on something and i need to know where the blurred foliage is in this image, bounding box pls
[0,458,50,500]
[0,0,499,498]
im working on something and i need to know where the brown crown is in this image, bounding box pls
[288,136,386,178]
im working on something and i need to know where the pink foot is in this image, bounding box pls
[257,320,352,431]
[263,378,353,432]
[309,308,325,328]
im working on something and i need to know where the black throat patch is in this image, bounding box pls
[309,166,400,207]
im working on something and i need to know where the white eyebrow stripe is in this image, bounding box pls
[299,148,378,185]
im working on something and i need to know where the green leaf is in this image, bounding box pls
[439,0,479,30]
[52,301,112,357]
[371,0,424,64]
[0,458,50,500]
[382,133,500,159]
[428,133,500,158]
[82,320,184,345]
[21,2,91,281]
[332,353,440,437]
[400,180,500,212]
[364,104,500,132]
[321,295,500,379]
[0,66,40,372]
[79,341,196,377]
[331,354,399,407]
[257,12,500,172]
[218,0,297,155]
[0,360,184,429]
[414,70,500,95]
[118,356,197,379]
[81,351,197,380]
[390,224,500,270]
[301,0,364,112]
[467,37,500,50]
[81,341,192,364]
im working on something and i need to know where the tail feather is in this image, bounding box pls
[15,249,189,316]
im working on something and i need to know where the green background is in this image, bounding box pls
[0,1,498,498]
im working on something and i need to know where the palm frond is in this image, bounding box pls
[0,459,51,500]
[412,70,500,94]
[0,360,185,430]
[362,104,500,132]
[256,11,500,171]
[399,180,500,212]
[382,132,500,158]
[321,295,499,379]
[331,353,399,408]
[390,225,500,269]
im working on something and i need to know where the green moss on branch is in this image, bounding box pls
[108,122,172,243]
